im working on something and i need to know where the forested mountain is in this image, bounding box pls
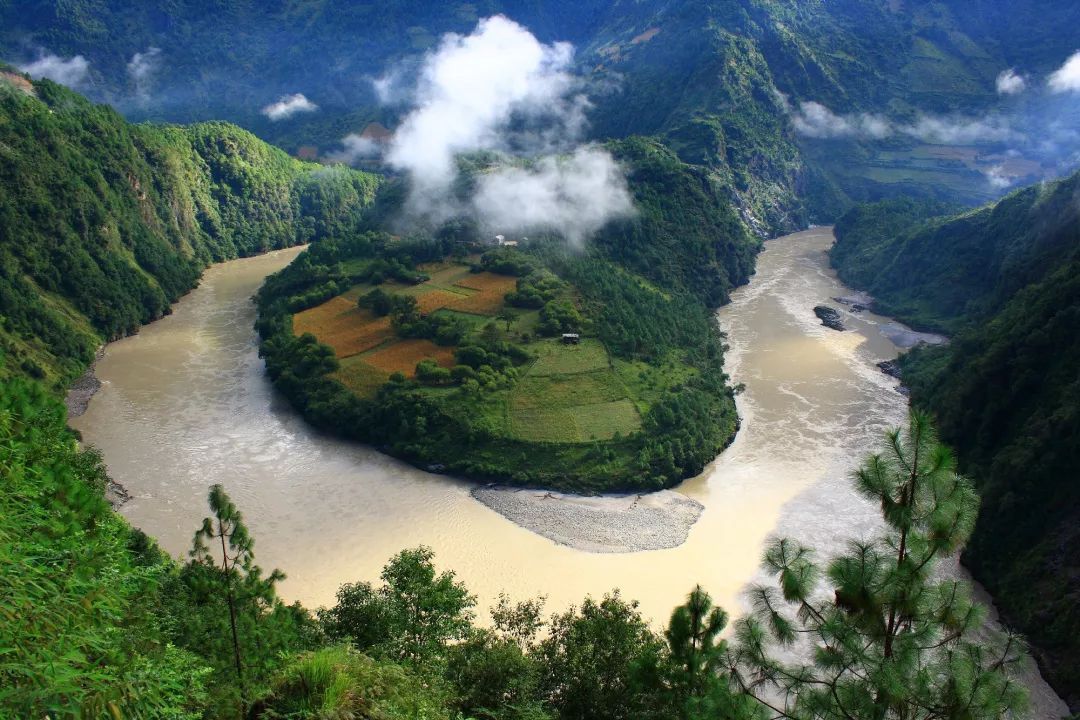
[831,174,1080,706]
[0,69,379,387]
[5,1,1080,231]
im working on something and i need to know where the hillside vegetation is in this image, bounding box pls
[830,174,1080,706]
[7,1,1078,231]
[256,138,756,492]
[0,70,379,387]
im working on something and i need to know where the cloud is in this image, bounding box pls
[261,93,319,121]
[996,68,1027,95]
[127,47,162,98]
[790,102,891,139]
[385,15,584,192]
[18,52,89,87]
[982,165,1014,190]
[790,100,1019,145]
[367,15,631,245]
[899,115,1018,144]
[1048,51,1080,93]
[328,133,382,163]
[472,146,635,247]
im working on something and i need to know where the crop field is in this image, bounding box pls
[363,339,456,375]
[415,288,467,313]
[529,339,610,375]
[442,272,517,315]
[293,298,394,357]
[332,355,390,398]
[508,348,641,442]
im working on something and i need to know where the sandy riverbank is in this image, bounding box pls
[471,486,703,553]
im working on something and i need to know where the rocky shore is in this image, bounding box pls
[64,349,130,506]
[471,487,704,553]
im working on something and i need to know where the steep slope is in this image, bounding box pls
[0,70,379,387]
[830,174,1080,708]
[6,1,1079,231]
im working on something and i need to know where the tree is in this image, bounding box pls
[667,586,728,706]
[724,412,1029,720]
[498,308,519,333]
[186,484,304,715]
[537,592,671,720]
[321,546,476,666]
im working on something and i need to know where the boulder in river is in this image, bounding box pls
[814,305,846,331]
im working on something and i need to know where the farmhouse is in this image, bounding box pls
[561,333,581,345]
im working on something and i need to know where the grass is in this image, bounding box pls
[363,339,456,376]
[293,298,394,357]
[513,370,626,409]
[333,355,390,398]
[510,400,640,443]
[528,338,610,376]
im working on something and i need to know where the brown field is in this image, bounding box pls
[447,272,517,315]
[416,289,468,313]
[364,339,457,376]
[293,297,394,357]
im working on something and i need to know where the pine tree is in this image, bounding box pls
[189,484,284,713]
[725,412,1029,720]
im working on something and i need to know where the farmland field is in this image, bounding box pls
[293,297,394,357]
[333,355,390,397]
[529,339,610,375]
[363,339,457,375]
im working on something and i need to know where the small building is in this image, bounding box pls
[502,240,519,247]
[561,333,580,345]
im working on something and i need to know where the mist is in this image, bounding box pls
[342,15,633,245]
[127,47,161,99]
[18,51,89,87]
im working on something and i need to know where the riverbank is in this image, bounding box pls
[65,347,103,419]
[471,487,704,553]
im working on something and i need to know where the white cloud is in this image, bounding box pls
[261,93,319,121]
[385,15,584,194]
[996,68,1027,95]
[18,52,89,87]
[790,101,891,139]
[472,146,635,247]
[790,100,1020,145]
[368,15,630,245]
[899,115,1018,144]
[982,165,1014,190]
[127,47,162,97]
[329,133,382,163]
[1048,51,1080,93]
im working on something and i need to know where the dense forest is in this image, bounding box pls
[0,68,380,388]
[830,175,1080,706]
[255,138,756,492]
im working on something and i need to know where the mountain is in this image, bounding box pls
[830,174,1080,707]
[5,1,1080,234]
[0,68,379,387]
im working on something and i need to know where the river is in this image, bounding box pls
[71,229,1066,717]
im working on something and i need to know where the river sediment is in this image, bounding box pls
[471,487,703,553]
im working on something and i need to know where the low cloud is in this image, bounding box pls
[365,15,631,246]
[328,134,382,164]
[982,165,1014,190]
[127,47,162,98]
[900,115,1018,144]
[472,146,635,246]
[790,102,891,139]
[1048,51,1080,93]
[261,93,319,121]
[18,52,89,87]
[790,101,1018,145]
[996,69,1027,95]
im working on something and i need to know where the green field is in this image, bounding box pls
[528,338,610,375]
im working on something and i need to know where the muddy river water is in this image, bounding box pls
[72,229,1066,716]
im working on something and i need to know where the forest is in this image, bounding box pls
[830,175,1080,705]
[0,69,380,388]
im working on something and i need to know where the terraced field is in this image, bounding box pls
[509,343,642,443]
